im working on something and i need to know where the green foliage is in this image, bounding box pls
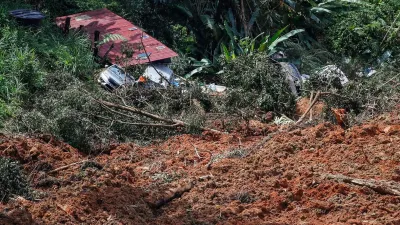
[0,2,97,126]
[283,41,337,75]
[0,27,44,122]
[303,59,400,124]
[326,68,399,118]
[326,0,400,61]
[0,0,398,154]
[7,72,111,153]
[222,53,296,114]
[221,27,305,62]
[0,157,31,202]
[6,70,212,153]
[97,33,127,46]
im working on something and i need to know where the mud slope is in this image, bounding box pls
[0,109,399,225]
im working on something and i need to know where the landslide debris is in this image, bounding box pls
[0,109,399,225]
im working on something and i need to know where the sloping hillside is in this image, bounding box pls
[0,108,399,225]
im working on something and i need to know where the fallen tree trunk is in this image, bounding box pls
[96,99,224,134]
[325,174,400,196]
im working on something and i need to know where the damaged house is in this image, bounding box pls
[56,8,178,89]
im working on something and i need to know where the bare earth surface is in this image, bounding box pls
[0,108,399,225]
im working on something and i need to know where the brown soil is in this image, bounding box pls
[0,108,399,225]
[296,97,325,119]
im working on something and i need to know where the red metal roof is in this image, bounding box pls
[56,8,178,66]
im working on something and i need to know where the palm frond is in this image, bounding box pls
[247,8,260,32]
[176,5,193,18]
[267,29,305,55]
[98,34,127,46]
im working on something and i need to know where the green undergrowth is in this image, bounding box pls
[0,2,97,126]
[0,157,31,202]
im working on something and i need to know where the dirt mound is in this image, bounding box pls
[0,110,399,224]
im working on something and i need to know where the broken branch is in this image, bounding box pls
[309,91,314,121]
[95,99,224,133]
[48,160,88,174]
[148,181,194,209]
[325,174,400,196]
[295,91,321,125]
[91,113,182,129]
[140,31,172,86]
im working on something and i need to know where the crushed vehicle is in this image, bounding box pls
[98,64,177,91]
[98,64,136,90]
[142,64,176,88]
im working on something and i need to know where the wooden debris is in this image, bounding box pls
[295,91,321,125]
[48,160,88,174]
[325,174,400,196]
[96,99,224,134]
[149,181,194,209]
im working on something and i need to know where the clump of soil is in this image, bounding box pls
[0,109,399,224]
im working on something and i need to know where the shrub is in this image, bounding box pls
[7,72,113,154]
[0,157,31,202]
[6,71,211,153]
[0,3,97,126]
[221,53,296,115]
[304,61,400,125]
[326,0,400,63]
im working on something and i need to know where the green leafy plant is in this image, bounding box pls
[221,26,305,62]
[97,33,127,46]
[222,53,296,115]
[184,58,222,78]
[0,157,31,202]
[326,0,400,63]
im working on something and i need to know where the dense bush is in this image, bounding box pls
[326,0,400,63]
[6,72,113,153]
[302,59,400,125]
[0,157,31,202]
[222,53,296,115]
[0,2,97,126]
[7,71,211,153]
[0,28,44,122]
[325,65,399,121]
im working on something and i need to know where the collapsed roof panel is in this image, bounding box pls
[56,8,178,66]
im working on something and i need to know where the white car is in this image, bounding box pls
[142,64,175,87]
[98,65,135,90]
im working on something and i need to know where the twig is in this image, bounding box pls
[206,154,216,170]
[48,160,88,174]
[296,91,321,125]
[381,11,400,46]
[95,99,224,133]
[377,74,400,90]
[140,31,172,86]
[247,131,280,155]
[191,143,202,159]
[90,113,181,129]
[309,91,314,121]
[325,174,400,196]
